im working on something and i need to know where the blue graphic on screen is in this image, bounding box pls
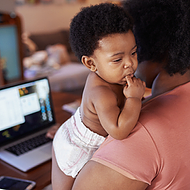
[0,25,21,81]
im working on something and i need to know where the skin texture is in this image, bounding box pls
[52,62,190,190]
[80,31,145,139]
[52,0,190,189]
[52,31,145,190]
[52,146,148,190]
[52,148,75,190]
[70,62,190,190]
[72,161,148,190]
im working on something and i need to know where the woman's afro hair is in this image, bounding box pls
[123,0,190,75]
[69,3,133,62]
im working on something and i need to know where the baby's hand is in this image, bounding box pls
[123,76,146,100]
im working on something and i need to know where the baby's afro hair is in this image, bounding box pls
[69,3,133,62]
[123,0,190,75]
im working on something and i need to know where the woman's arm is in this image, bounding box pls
[52,145,148,190]
[72,160,148,190]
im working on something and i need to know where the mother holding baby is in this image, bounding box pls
[51,0,190,189]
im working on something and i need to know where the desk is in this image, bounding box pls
[0,92,81,190]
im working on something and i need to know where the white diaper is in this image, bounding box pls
[53,107,105,178]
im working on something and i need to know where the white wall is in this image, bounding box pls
[0,0,15,13]
[15,1,103,34]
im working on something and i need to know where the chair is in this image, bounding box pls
[0,12,24,86]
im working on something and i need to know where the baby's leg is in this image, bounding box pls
[52,148,75,190]
[61,174,75,190]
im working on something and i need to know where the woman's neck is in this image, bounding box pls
[151,69,190,99]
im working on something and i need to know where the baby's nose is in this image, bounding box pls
[123,58,133,69]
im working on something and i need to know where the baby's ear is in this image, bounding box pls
[81,56,97,72]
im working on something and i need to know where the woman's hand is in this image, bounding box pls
[46,124,60,139]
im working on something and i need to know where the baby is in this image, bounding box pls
[53,3,145,189]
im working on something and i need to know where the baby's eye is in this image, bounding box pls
[113,58,122,62]
[131,50,137,56]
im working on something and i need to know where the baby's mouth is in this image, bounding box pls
[127,73,134,78]
[123,73,134,84]
[124,73,134,80]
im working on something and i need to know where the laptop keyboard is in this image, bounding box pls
[5,133,52,156]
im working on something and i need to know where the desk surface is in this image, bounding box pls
[0,91,80,190]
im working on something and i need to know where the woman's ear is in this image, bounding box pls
[81,56,97,72]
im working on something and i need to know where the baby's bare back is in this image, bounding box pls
[80,72,125,137]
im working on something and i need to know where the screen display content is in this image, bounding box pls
[0,78,55,145]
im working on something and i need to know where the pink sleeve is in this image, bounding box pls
[91,123,161,185]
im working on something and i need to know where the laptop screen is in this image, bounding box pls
[0,77,56,146]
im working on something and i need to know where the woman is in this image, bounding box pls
[52,0,190,189]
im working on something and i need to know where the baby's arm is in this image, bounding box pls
[95,76,145,140]
[118,76,146,138]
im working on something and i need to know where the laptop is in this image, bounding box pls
[0,77,56,172]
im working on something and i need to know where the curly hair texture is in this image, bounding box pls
[69,3,133,62]
[123,0,190,75]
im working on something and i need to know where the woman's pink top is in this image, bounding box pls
[92,82,190,189]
